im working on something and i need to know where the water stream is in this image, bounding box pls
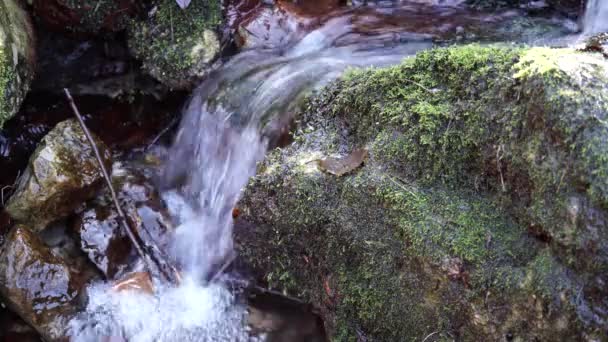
[583,0,608,35]
[67,1,592,340]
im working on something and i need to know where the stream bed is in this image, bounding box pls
[0,0,606,340]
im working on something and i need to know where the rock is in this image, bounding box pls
[237,45,608,340]
[0,309,41,342]
[128,0,222,90]
[0,226,93,341]
[32,0,142,34]
[5,119,112,232]
[73,164,174,280]
[545,0,584,16]
[0,0,35,127]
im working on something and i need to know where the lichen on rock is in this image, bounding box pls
[0,0,35,127]
[5,119,112,232]
[237,44,608,341]
[128,0,222,90]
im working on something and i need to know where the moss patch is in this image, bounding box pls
[128,0,222,89]
[239,44,608,341]
[0,0,33,127]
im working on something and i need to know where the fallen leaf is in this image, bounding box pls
[175,0,192,9]
[317,148,368,176]
[112,272,154,295]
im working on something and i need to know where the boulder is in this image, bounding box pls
[73,165,174,280]
[0,0,35,127]
[128,0,222,90]
[5,119,112,232]
[0,226,93,341]
[32,0,142,34]
[237,45,608,340]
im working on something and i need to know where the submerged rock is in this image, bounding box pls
[0,226,93,341]
[32,0,142,34]
[238,45,608,340]
[5,119,112,232]
[0,0,35,127]
[73,165,174,280]
[128,0,222,90]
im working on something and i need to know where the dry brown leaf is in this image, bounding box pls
[112,272,154,295]
[317,149,368,176]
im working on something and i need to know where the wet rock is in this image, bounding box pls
[0,0,35,127]
[238,45,608,340]
[0,226,93,341]
[580,32,608,57]
[128,0,222,90]
[5,119,112,232]
[32,0,142,34]
[73,164,174,280]
[0,308,41,342]
[247,290,326,342]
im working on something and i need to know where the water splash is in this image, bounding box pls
[583,0,608,35]
[69,278,254,341]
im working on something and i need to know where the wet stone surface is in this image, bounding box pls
[73,164,175,280]
[5,119,111,232]
[0,226,95,341]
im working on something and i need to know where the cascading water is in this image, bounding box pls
[582,0,608,35]
[64,1,581,339]
[67,9,432,341]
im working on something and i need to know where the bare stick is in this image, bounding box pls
[63,88,180,285]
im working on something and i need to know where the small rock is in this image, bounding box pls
[0,226,93,341]
[5,119,112,232]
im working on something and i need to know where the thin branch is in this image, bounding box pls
[63,88,181,286]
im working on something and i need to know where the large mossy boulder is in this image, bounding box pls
[237,45,608,340]
[128,0,222,90]
[0,0,35,127]
[5,119,111,232]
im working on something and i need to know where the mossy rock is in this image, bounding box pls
[128,0,222,90]
[237,45,608,340]
[0,0,35,128]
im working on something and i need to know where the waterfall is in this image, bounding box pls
[67,10,431,341]
[583,0,608,35]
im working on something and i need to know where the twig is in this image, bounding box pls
[63,88,181,286]
[422,331,439,342]
[146,117,179,150]
[208,251,237,284]
[496,144,506,192]
[403,78,434,94]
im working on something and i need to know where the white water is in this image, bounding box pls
[583,0,608,35]
[68,12,430,342]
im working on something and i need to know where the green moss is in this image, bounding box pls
[239,44,608,340]
[0,44,12,126]
[0,0,33,128]
[300,45,608,270]
[128,0,222,89]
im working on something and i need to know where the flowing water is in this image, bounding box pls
[583,0,608,35]
[67,2,582,340]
